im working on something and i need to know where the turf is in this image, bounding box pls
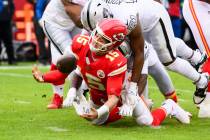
[0,64,210,140]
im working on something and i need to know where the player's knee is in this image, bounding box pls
[164,58,177,69]
[136,114,153,126]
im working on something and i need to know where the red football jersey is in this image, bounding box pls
[71,34,127,106]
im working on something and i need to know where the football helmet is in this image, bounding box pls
[89,18,127,54]
[81,0,113,31]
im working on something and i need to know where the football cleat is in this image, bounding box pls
[47,94,63,109]
[193,73,209,105]
[169,100,191,124]
[193,87,207,105]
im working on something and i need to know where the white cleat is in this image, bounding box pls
[170,100,192,124]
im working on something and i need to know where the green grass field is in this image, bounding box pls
[0,64,210,140]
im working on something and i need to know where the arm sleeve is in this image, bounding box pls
[107,72,126,97]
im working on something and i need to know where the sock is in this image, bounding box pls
[50,64,57,71]
[167,58,203,85]
[43,70,68,84]
[52,85,64,97]
[49,64,66,97]
[151,108,167,126]
[164,91,178,102]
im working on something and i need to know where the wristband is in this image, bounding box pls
[96,105,109,118]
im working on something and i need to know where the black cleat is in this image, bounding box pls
[193,87,207,105]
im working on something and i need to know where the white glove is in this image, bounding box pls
[63,88,77,108]
[73,95,90,116]
[119,104,133,116]
[126,82,138,107]
[119,85,138,117]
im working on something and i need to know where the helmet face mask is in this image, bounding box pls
[89,27,114,55]
[89,19,128,55]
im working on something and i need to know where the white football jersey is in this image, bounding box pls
[105,0,162,33]
[42,0,87,30]
[106,2,138,34]
[136,0,161,32]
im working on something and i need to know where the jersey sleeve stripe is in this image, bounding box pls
[189,0,210,57]
[108,64,127,77]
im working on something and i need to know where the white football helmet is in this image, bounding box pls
[81,0,113,31]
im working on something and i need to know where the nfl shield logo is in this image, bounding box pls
[97,70,105,78]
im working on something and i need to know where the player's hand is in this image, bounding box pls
[63,88,77,108]
[32,66,44,83]
[119,104,133,116]
[80,108,98,121]
[126,82,138,107]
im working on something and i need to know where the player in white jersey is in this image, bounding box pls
[81,0,209,107]
[78,0,178,107]
[131,0,209,104]
[40,0,86,109]
[183,0,210,57]
[183,0,210,117]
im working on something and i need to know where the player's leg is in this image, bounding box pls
[175,37,207,69]
[144,11,209,101]
[156,99,191,124]
[43,20,75,109]
[183,0,210,57]
[133,97,191,126]
[148,46,177,102]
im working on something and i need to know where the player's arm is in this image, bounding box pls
[61,0,83,28]
[128,17,144,84]
[81,73,124,120]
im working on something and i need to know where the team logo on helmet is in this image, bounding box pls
[97,70,105,78]
[103,8,113,18]
[126,15,137,32]
[113,33,125,42]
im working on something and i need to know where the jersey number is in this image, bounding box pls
[105,51,119,62]
[76,36,88,45]
[86,73,105,91]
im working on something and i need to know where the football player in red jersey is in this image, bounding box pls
[32,18,191,126]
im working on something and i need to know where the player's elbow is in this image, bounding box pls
[57,55,77,74]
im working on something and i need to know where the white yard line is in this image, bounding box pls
[0,65,49,70]
[0,72,31,78]
[14,100,31,104]
[45,126,69,132]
